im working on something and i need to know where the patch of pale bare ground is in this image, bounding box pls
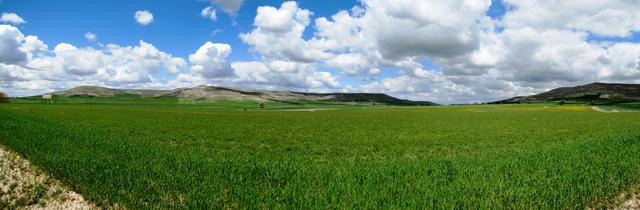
[0,145,96,209]
[588,189,639,210]
[592,106,621,113]
[615,191,640,210]
[592,106,639,113]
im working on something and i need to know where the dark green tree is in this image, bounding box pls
[0,92,8,103]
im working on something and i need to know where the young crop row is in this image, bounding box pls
[0,104,639,208]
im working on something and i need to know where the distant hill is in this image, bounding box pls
[494,82,640,104]
[48,86,173,98]
[46,85,439,106]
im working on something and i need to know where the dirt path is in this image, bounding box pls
[592,106,621,113]
[592,106,639,113]
[0,146,95,209]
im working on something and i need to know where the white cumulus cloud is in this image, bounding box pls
[188,42,233,78]
[231,60,339,90]
[211,0,244,15]
[502,0,640,37]
[240,1,332,63]
[201,6,217,21]
[134,10,154,26]
[0,13,26,25]
[84,32,97,42]
[1,26,189,96]
[0,25,46,65]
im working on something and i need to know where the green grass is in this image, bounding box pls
[1,103,640,209]
[612,102,640,110]
[177,98,378,110]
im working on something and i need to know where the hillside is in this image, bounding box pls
[494,82,640,104]
[48,86,173,98]
[46,85,438,106]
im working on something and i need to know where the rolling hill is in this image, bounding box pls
[48,86,173,98]
[45,85,438,106]
[494,82,640,104]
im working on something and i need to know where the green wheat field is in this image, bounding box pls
[1,99,639,209]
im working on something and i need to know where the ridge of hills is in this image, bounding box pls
[494,82,640,104]
[46,85,439,106]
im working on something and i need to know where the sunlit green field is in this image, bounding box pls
[1,101,639,209]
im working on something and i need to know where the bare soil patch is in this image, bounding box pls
[617,192,639,210]
[0,146,95,209]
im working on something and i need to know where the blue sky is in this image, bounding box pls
[0,0,373,91]
[1,0,360,59]
[1,0,640,104]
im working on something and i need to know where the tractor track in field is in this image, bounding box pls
[0,146,96,210]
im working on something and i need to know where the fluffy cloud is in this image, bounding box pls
[495,29,604,84]
[188,42,233,78]
[314,0,640,103]
[0,13,26,25]
[368,68,380,76]
[0,25,29,64]
[30,40,187,84]
[312,0,492,61]
[51,43,104,75]
[134,10,154,26]
[237,0,513,101]
[1,25,188,95]
[0,24,343,96]
[104,41,187,81]
[167,73,208,88]
[358,70,536,104]
[211,0,244,15]
[201,6,217,21]
[456,1,640,91]
[84,32,97,42]
[231,61,339,90]
[236,2,345,91]
[253,2,308,32]
[240,1,332,62]
[240,0,493,77]
[595,43,640,82]
[502,0,640,37]
[0,63,38,82]
[362,0,491,59]
[354,27,640,104]
[0,25,46,65]
[326,53,372,75]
